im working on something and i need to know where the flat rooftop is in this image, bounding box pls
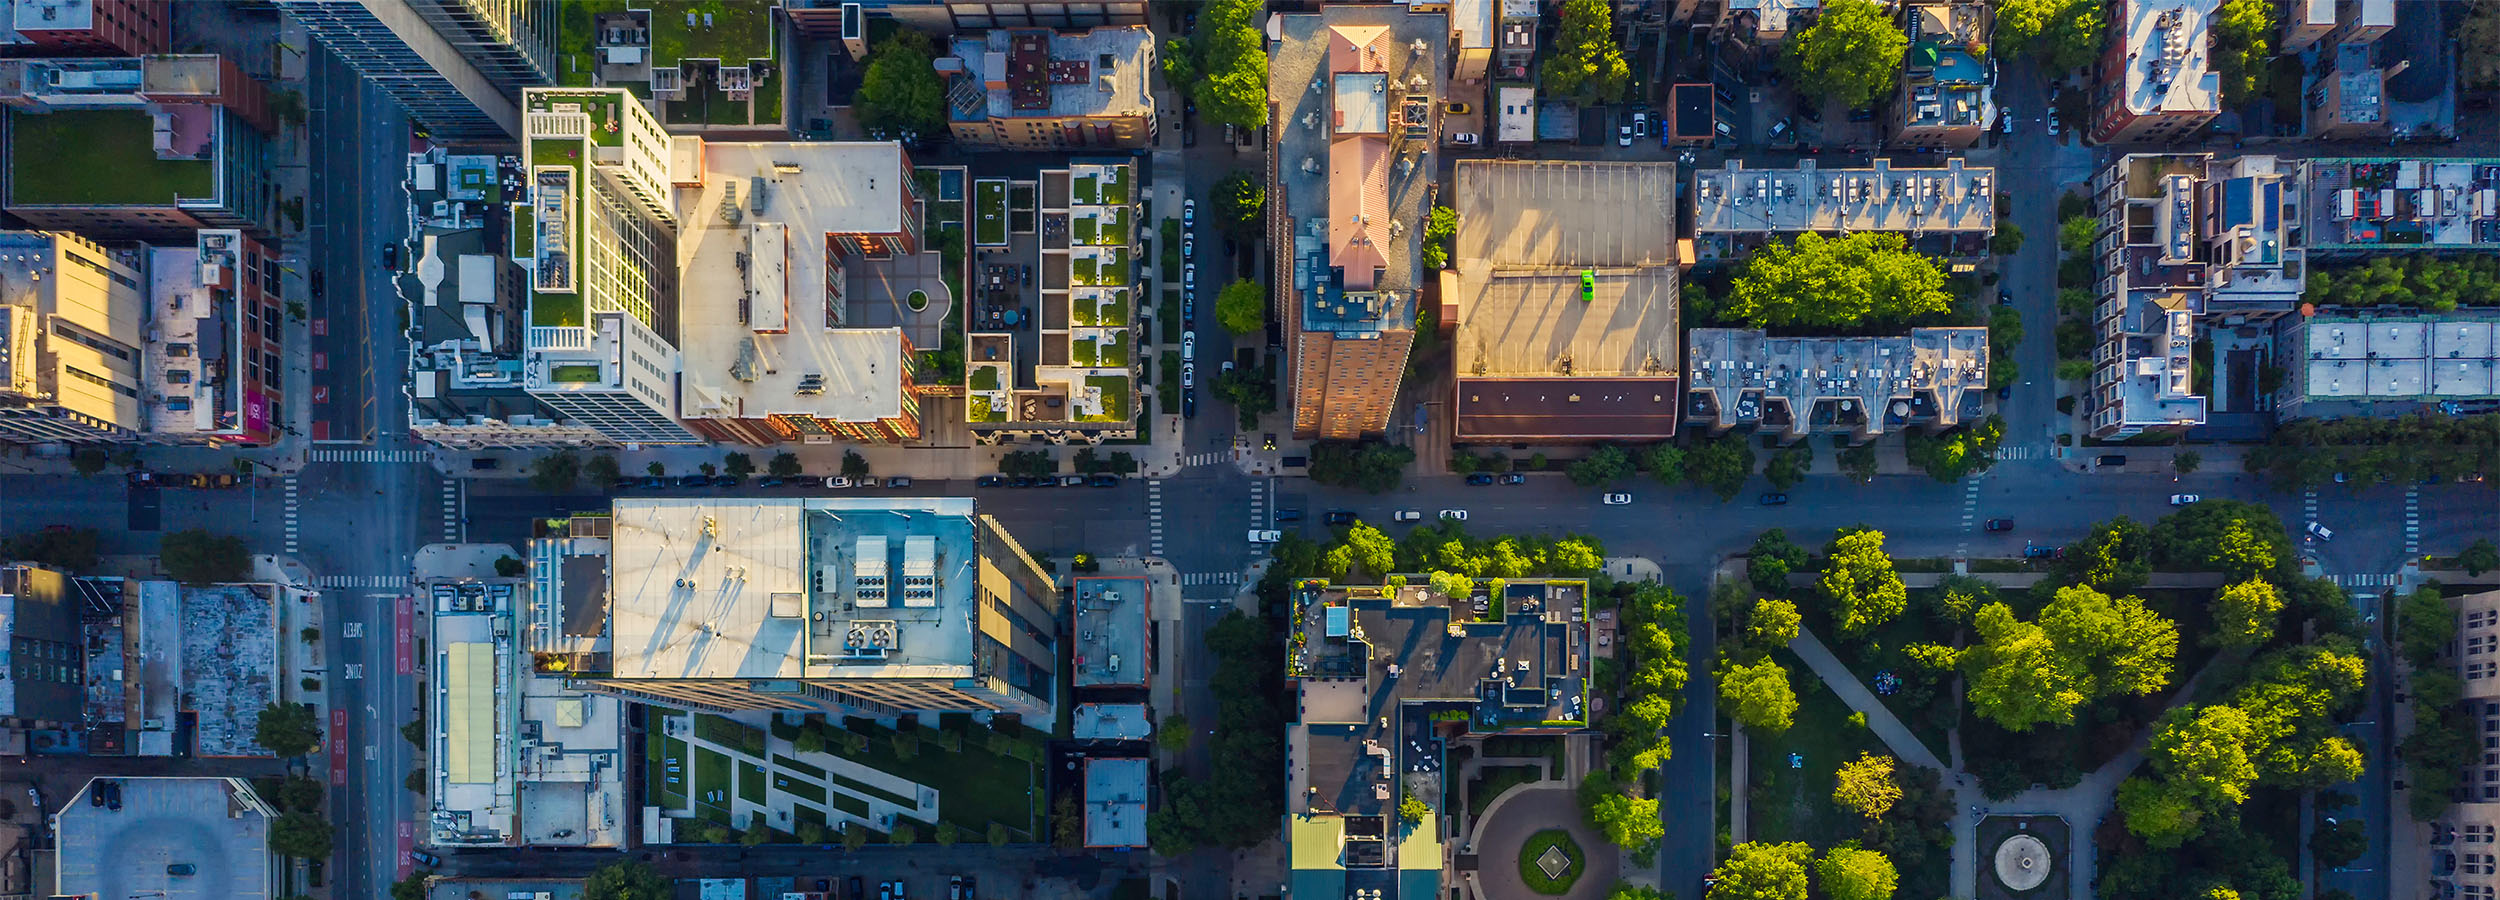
[5,107,216,207]
[55,777,273,900]
[1686,327,1990,437]
[181,584,276,757]
[1071,576,1146,688]
[1692,158,1995,237]
[2303,158,2500,251]
[2294,312,2500,400]
[948,26,1153,121]
[605,498,986,683]
[1084,757,1149,847]
[2113,0,2219,119]
[1071,703,1151,741]
[1273,3,1443,333]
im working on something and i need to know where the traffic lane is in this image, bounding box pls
[0,475,292,555]
[466,480,1155,558]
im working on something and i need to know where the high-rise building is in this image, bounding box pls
[2079,154,2304,440]
[1271,5,1445,440]
[557,497,1062,722]
[2087,0,2220,144]
[424,570,627,848]
[0,55,278,242]
[2430,586,2500,900]
[0,0,168,57]
[937,27,1154,151]
[276,0,556,139]
[519,87,697,445]
[0,565,85,733]
[0,230,148,442]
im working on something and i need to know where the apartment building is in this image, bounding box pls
[569,498,1061,721]
[0,0,165,57]
[2080,154,2304,440]
[2301,158,2500,256]
[674,140,929,445]
[143,229,284,446]
[0,55,277,242]
[519,88,699,445]
[0,230,147,442]
[2087,0,2220,144]
[1689,158,1996,265]
[1686,328,1990,442]
[965,161,1140,443]
[2273,309,2500,420]
[425,575,626,848]
[2432,587,2500,900]
[1271,4,1444,440]
[562,1,784,130]
[1447,161,1681,443]
[1285,579,1593,899]
[787,0,1145,33]
[939,26,1154,151]
[1893,3,1993,149]
[0,565,84,735]
[275,0,554,139]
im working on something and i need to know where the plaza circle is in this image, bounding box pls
[1994,833,2053,892]
[1469,784,1619,900]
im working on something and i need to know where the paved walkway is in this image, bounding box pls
[1465,783,1619,900]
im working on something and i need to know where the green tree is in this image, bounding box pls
[584,453,621,484]
[1723,233,1952,328]
[1212,171,1266,237]
[1763,444,1813,490]
[1990,220,2026,257]
[1832,752,1900,820]
[2039,583,2179,698]
[1995,0,2107,74]
[856,30,945,141]
[1308,440,1415,493]
[2209,0,2277,105]
[2116,775,2205,848]
[2173,450,2203,476]
[796,821,828,844]
[647,461,666,478]
[2396,586,2456,669]
[1783,0,1908,109]
[1930,574,1996,627]
[1158,714,1192,753]
[494,555,525,577]
[2211,579,2283,651]
[1709,841,1813,900]
[2,526,101,572]
[1962,603,2087,730]
[2059,215,2100,256]
[843,824,872,852]
[255,701,320,757]
[767,452,802,478]
[1540,0,1631,101]
[988,822,1011,846]
[1816,845,1899,900]
[934,821,960,847]
[1745,598,1802,652]
[1747,529,1809,594]
[1159,36,1197,90]
[842,450,871,479]
[1719,658,1798,734]
[1422,205,1460,270]
[71,447,107,476]
[1399,793,1429,825]
[1643,444,1685,483]
[1836,444,1879,483]
[740,822,773,846]
[2459,539,2500,576]
[2147,705,2260,805]
[160,529,249,584]
[1215,279,1266,335]
[1343,522,1398,578]
[1568,445,1635,486]
[1192,0,1271,128]
[1587,791,1664,849]
[2464,0,2500,93]
[583,860,674,900]
[1821,528,1907,639]
[270,810,333,859]
[2311,816,2366,867]
[393,873,433,900]
[890,821,919,844]
[1687,434,1757,500]
[722,452,754,477]
[1904,415,2005,481]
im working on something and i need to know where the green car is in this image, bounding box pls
[1580,269,1595,302]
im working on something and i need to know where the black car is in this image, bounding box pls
[675,475,710,488]
[1010,477,1037,488]
[1275,508,1303,523]
[1758,492,1790,506]
[1183,389,1197,418]
[1498,473,1526,485]
[1324,510,1357,525]
[977,475,1006,488]
[755,477,785,488]
[469,457,501,470]
[850,877,865,900]
[2094,455,2128,467]
[380,243,400,270]
[1985,518,2015,532]
[641,476,667,489]
[1466,473,1496,485]
[1090,474,1120,487]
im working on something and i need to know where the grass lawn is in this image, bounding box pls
[8,109,213,206]
[1162,289,1180,344]
[698,713,767,757]
[772,771,827,805]
[974,180,1008,246]
[1467,764,1543,819]
[1100,331,1130,367]
[1082,374,1132,422]
[1823,602,1954,761]
[738,761,768,804]
[647,732,690,809]
[1099,166,1129,204]
[753,63,783,123]
[693,747,736,824]
[649,0,776,65]
[1745,649,1890,848]
[1517,829,1585,895]
[827,718,1043,838]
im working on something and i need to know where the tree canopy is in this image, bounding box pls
[1783,0,1909,109]
[1192,0,1271,128]
[1422,205,1460,270]
[1710,841,1814,900]
[1686,435,1758,500]
[2209,0,2277,105]
[1215,279,1267,335]
[1212,171,1266,237]
[1722,233,1953,329]
[855,30,946,141]
[2307,255,2500,311]
[255,701,321,757]
[1540,0,1630,101]
[1587,791,1664,849]
[1817,846,1900,900]
[584,861,674,900]
[1308,440,1415,493]
[1993,0,2107,74]
[1745,598,1803,652]
[1720,657,1798,734]
[1833,752,1901,820]
[1821,528,1908,639]
[161,529,249,584]
[2210,579,2284,651]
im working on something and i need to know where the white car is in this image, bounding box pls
[2306,521,2335,541]
[1182,231,1195,260]
[1183,199,1196,228]
[1617,124,1633,147]
[2046,107,2061,136]
[1183,262,1196,289]
[1248,529,1281,544]
[2169,493,2200,505]
[2001,106,2017,134]
[1393,510,1423,522]
[1182,332,1195,361]
[1602,493,1633,505]
[1438,509,1468,521]
[1632,111,1649,138]
[825,476,852,488]
[1181,362,1195,390]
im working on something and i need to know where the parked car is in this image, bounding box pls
[1393,510,1424,522]
[1183,262,1196,289]
[1324,510,1357,525]
[2169,494,2201,505]
[1009,477,1037,488]
[1758,492,1790,506]
[1767,117,1792,142]
[1182,231,1195,260]
[1466,473,1496,485]
[1632,110,1649,138]
[1248,529,1282,543]
[408,851,442,868]
[2024,544,2057,558]
[850,877,864,900]
[1997,288,2013,306]
[1182,289,1195,324]
[675,475,709,488]
[1182,362,1195,389]
[611,478,637,491]
[886,476,912,488]
[1449,132,1480,146]
[2094,455,2128,467]
[1617,123,1633,147]
[1275,508,1303,523]
[1182,389,1198,418]
[167,863,197,876]
[826,476,853,488]
[1090,474,1120,487]
[2307,521,2335,541]
[2001,106,2017,133]
[640,476,666,489]
[1498,473,1526,485]
[1183,199,1196,228]
[1602,493,1633,505]
[1059,475,1086,487]
[469,457,501,470]
[1182,332,1196,361]
[2047,106,2061,135]
[380,243,400,270]
[755,477,785,488]
[950,876,969,900]
[1984,518,2015,532]
[976,475,1006,488]
[1438,509,1469,521]
[711,475,740,487]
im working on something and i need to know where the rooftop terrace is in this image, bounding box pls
[5,107,214,207]
[1691,158,1995,240]
[2303,158,2500,251]
[1685,327,1990,438]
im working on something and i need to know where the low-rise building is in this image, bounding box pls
[1493,0,1536,80]
[567,498,1061,721]
[1689,158,1995,266]
[939,26,1154,151]
[2301,158,2500,256]
[0,55,276,241]
[2431,587,2500,899]
[1893,3,1993,149]
[143,229,283,446]
[425,575,627,848]
[0,566,84,740]
[54,777,273,900]
[2307,64,2388,141]
[965,161,1140,442]
[2080,154,2305,440]
[1083,756,1147,848]
[0,230,149,443]
[1285,579,1591,900]
[2087,0,2220,144]
[1070,575,1147,691]
[2273,309,2500,420]
[1447,160,1681,443]
[1685,327,1990,442]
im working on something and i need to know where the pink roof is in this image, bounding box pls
[1328,135,1391,289]
[1327,24,1392,74]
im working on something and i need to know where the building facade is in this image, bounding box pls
[1685,328,1990,442]
[0,0,167,57]
[275,0,542,139]
[0,55,278,242]
[2433,587,2500,900]
[1892,3,1992,149]
[0,231,147,442]
[142,229,283,446]
[2087,0,2220,144]
[939,27,1154,151]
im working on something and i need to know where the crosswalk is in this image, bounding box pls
[2329,573,2400,588]
[1146,480,1165,557]
[2302,491,2320,544]
[1249,479,1268,532]
[316,575,412,589]
[282,477,300,555]
[1181,572,1244,587]
[311,448,431,463]
[1991,444,2049,461]
[1954,476,1982,558]
[440,480,463,543]
[1182,451,1227,467]
[2404,486,2422,556]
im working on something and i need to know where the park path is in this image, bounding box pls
[1787,628,1947,771]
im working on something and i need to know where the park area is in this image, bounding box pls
[645,710,1046,845]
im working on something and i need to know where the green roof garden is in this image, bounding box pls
[648,1,778,67]
[549,363,603,383]
[1098,166,1129,205]
[5,108,214,207]
[1072,173,1099,206]
[531,293,586,327]
[1078,374,1133,423]
[1070,290,1130,328]
[526,90,625,147]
